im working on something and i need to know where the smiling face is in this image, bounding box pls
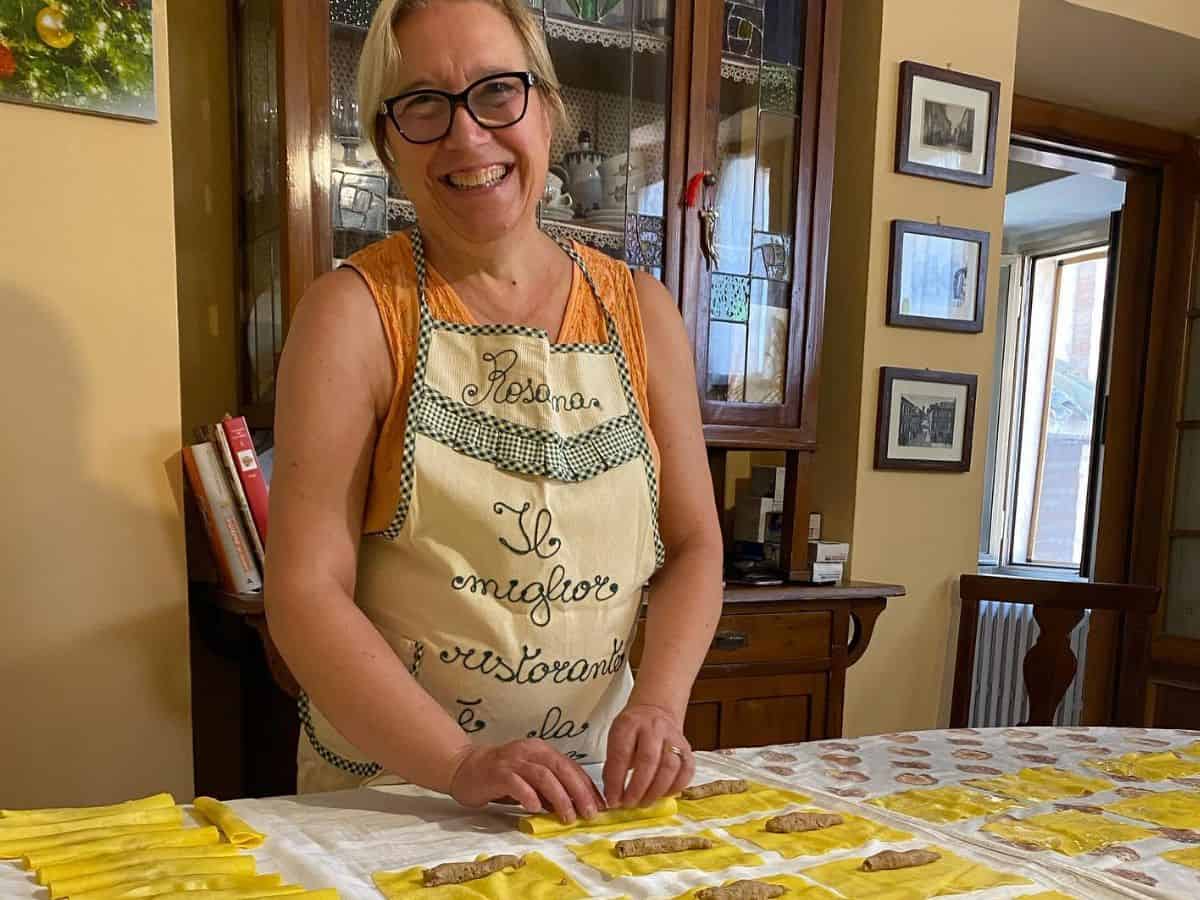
[384,0,551,246]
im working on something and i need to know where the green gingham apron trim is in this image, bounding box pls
[298,639,425,778]
[412,385,645,481]
[298,691,382,778]
[372,224,664,555]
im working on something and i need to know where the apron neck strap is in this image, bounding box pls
[409,225,606,316]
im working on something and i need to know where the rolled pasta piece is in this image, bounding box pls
[24,826,219,870]
[764,811,844,833]
[68,873,284,900]
[0,807,182,844]
[0,794,175,825]
[517,797,676,836]
[49,854,256,899]
[38,842,241,884]
[696,881,785,900]
[422,854,524,886]
[860,848,941,871]
[614,835,713,858]
[680,780,748,801]
[0,821,183,859]
[193,797,266,849]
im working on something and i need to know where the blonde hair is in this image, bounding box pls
[357,0,566,169]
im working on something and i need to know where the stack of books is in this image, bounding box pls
[182,415,268,594]
[793,540,849,584]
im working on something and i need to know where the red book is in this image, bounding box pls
[221,414,269,546]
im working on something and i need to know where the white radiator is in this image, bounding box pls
[968,600,1090,728]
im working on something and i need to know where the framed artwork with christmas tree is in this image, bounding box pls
[0,0,156,122]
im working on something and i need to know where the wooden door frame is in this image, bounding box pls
[1010,95,1200,724]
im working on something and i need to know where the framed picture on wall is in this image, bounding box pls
[887,219,990,332]
[875,367,978,472]
[0,0,156,122]
[895,61,1000,187]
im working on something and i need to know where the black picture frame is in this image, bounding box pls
[875,367,978,472]
[896,61,1000,188]
[887,219,990,333]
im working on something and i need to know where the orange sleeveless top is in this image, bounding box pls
[342,232,657,535]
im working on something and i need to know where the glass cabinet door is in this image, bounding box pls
[235,0,284,412]
[329,0,392,263]
[538,0,674,277]
[326,0,677,274]
[693,0,812,433]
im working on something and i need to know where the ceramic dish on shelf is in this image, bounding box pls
[540,205,576,222]
[583,211,627,230]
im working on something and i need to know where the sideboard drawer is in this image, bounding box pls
[630,609,832,668]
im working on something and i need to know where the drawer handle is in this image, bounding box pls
[713,630,748,651]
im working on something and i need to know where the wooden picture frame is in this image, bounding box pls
[896,61,1000,188]
[887,219,990,333]
[875,367,978,472]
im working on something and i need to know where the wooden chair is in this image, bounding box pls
[951,574,1160,728]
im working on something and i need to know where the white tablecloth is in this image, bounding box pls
[5,728,1200,899]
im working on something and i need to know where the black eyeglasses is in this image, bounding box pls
[379,71,537,145]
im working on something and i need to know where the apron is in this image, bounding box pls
[297,229,664,792]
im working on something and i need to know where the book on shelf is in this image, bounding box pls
[197,422,265,569]
[182,441,263,594]
[220,414,269,549]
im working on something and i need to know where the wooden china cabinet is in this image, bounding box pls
[193,0,904,797]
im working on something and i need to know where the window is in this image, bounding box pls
[980,246,1110,572]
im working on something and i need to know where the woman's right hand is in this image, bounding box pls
[448,739,604,824]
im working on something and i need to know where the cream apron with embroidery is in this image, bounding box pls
[297,231,663,793]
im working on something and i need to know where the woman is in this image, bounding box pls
[265,0,723,823]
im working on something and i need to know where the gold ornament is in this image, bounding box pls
[36,6,76,50]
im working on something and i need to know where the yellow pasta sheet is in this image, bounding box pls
[676,783,811,822]
[0,793,175,825]
[1162,846,1200,870]
[49,853,257,899]
[868,786,1017,824]
[0,821,182,859]
[194,797,267,849]
[1103,790,1200,828]
[802,845,1031,898]
[981,810,1153,856]
[672,874,840,899]
[568,829,762,878]
[963,768,1111,803]
[374,851,587,899]
[1179,741,1200,758]
[725,811,911,858]
[518,798,678,837]
[39,842,243,884]
[24,826,219,870]
[1083,751,1200,781]
[70,873,285,900]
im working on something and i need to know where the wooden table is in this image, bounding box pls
[190,580,905,798]
[10,728,1198,898]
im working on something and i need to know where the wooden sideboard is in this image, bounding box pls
[189,580,903,798]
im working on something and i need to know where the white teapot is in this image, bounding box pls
[562,129,605,215]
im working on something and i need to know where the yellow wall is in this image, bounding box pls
[1065,0,1200,39]
[0,2,193,805]
[816,0,1020,736]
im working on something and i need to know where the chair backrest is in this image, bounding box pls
[951,574,1160,728]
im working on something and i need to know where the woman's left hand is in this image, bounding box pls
[603,702,695,809]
